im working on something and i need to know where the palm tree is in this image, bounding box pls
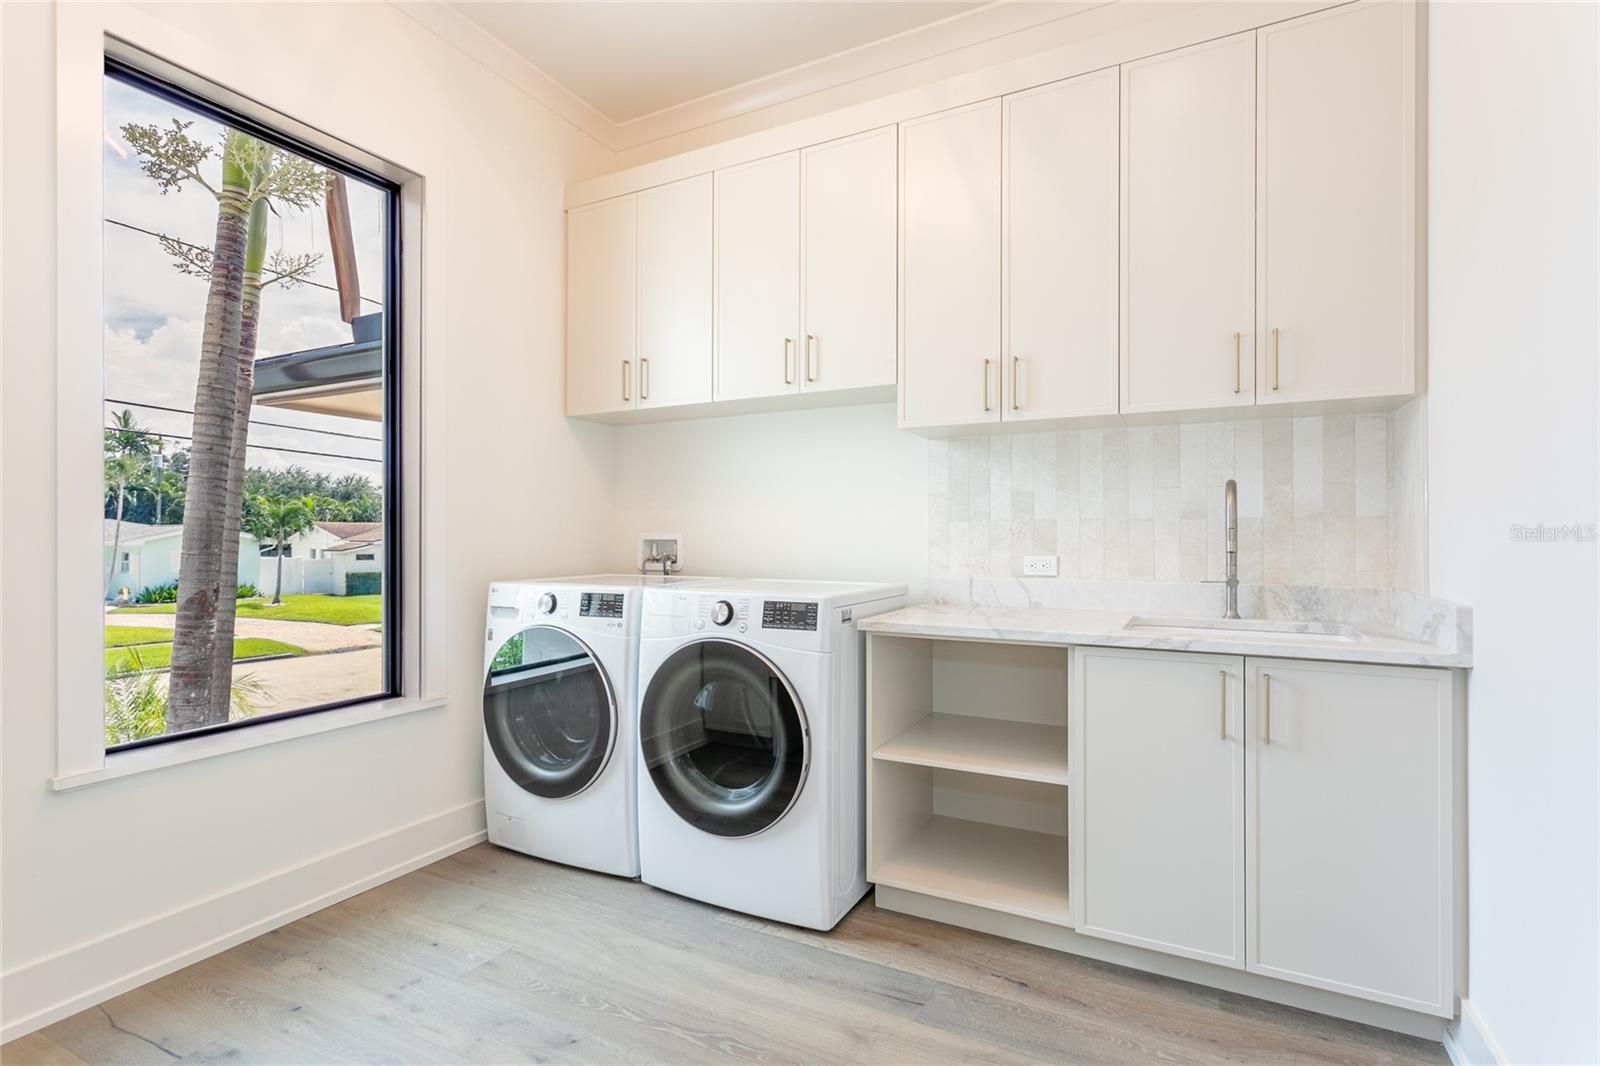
[121,120,324,730]
[243,495,316,605]
[104,409,151,599]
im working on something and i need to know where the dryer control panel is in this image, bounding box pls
[580,592,624,619]
[762,600,818,631]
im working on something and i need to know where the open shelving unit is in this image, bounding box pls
[867,634,1073,927]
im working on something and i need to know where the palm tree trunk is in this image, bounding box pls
[273,540,285,605]
[168,136,252,733]
[105,481,127,598]
[208,194,269,702]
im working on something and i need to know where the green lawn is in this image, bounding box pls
[105,637,306,676]
[104,625,177,648]
[117,593,382,626]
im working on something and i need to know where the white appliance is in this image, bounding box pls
[482,574,716,877]
[635,578,907,929]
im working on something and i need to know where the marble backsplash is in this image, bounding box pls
[926,398,1427,591]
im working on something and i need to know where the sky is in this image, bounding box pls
[103,75,388,486]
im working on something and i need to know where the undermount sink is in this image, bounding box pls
[1123,616,1365,643]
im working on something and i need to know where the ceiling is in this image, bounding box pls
[447,1,989,125]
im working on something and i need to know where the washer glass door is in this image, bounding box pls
[483,626,615,799]
[640,639,808,837]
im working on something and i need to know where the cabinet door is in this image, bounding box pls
[1257,2,1417,404]
[1071,648,1246,968]
[900,100,1002,428]
[715,152,801,401]
[1121,34,1256,415]
[801,127,897,395]
[1003,70,1119,421]
[566,195,637,416]
[638,174,713,410]
[1246,659,1453,1015]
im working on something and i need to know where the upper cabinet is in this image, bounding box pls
[1120,34,1257,416]
[715,152,802,402]
[1003,70,1120,422]
[638,175,713,411]
[801,128,899,397]
[565,0,1421,427]
[566,194,637,418]
[1257,1,1418,404]
[900,100,1003,429]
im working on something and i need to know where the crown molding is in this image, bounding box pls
[388,1,1119,156]
[389,0,620,150]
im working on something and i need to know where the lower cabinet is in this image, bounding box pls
[1070,648,1456,1017]
[1070,648,1245,968]
[1245,658,1454,1014]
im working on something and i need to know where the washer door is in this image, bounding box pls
[640,639,809,838]
[483,626,615,799]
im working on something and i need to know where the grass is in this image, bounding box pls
[104,625,177,648]
[116,593,382,626]
[105,637,306,677]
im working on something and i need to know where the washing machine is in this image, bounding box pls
[635,578,907,929]
[482,574,716,877]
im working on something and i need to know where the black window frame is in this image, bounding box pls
[104,57,404,752]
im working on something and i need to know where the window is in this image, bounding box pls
[356,553,376,561]
[101,60,400,750]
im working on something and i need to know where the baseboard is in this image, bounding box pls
[0,800,487,1045]
[1444,998,1507,1066]
[876,885,1450,1043]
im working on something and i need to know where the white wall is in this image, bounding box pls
[607,403,928,596]
[1427,3,1600,1063]
[0,0,613,1039]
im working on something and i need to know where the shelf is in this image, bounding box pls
[873,713,1069,785]
[872,816,1071,926]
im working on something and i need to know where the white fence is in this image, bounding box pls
[260,557,336,596]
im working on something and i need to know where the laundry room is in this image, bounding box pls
[1,2,1597,1065]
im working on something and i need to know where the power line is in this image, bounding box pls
[104,218,384,308]
[105,424,382,465]
[106,398,382,443]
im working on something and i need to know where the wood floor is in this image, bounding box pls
[3,843,1446,1065]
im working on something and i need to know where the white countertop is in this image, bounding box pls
[859,603,1471,668]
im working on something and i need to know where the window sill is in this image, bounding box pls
[48,694,447,792]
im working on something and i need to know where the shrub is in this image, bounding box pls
[134,582,178,604]
[236,584,259,599]
[345,571,382,596]
[103,657,270,746]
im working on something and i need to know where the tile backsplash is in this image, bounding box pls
[927,399,1426,591]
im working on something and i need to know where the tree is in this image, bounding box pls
[243,495,316,605]
[122,119,324,731]
[104,409,152,598]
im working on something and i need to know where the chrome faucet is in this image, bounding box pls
[1222,479,1240,619]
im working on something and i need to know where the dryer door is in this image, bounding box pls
[640,639,809,838]
[483,626,616,799]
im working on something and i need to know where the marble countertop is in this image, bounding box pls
[859,603,1471,668]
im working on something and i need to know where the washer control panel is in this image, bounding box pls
[761,600,819,631]
[580,592,624,619]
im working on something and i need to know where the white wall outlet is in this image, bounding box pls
[638,533,683,574]
[1022,554,1059,577]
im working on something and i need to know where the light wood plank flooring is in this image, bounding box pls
[3,844,1446,1064]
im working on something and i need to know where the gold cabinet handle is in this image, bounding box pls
[1262,672,1272,745]
[1219,670,1228,739]
[1233,332,1242,394]
[622,359,631,402]
[783,337,793,385]
[641,356,650,400]
[1272,328,1281,391]
[805,334,816,383]
[1011,356,1020,411]
[982,358,991,412]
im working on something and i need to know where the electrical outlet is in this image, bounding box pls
[1022,555,1059,577]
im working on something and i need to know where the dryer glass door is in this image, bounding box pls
[640,639,808,838]
[484,626,615,799]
